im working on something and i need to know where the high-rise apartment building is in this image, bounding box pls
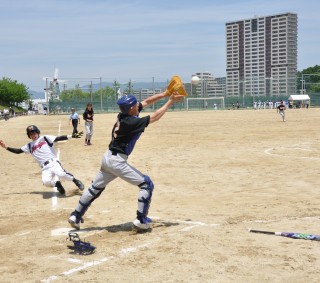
[225,13,297,98]
[191,72,225,97]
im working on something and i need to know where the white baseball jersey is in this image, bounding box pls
[21,135,57,167]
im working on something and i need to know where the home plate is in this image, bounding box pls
[51,228,83,236]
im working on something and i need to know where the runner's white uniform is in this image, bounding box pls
[21,135,74,187]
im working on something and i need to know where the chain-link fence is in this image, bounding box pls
[41,73,320,114]
[47,91,320,114]
[48,96,187,115]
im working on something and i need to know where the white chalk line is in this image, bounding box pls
[42,217,219,282]
[50,216,220,237]
[151,216,220,230]
[52,121,63,210]
[3,214,318,243]
[264,145,320,160]
[67,258,82,263]
[41,240,158,283]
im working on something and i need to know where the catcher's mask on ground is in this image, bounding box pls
[26,125,40,138]
[117,94,138,114]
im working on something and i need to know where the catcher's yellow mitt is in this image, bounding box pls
[165,75,188,97]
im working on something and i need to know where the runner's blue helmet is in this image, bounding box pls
[117,94,137,114]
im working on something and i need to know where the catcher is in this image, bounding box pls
[0,125,85,195]
[68,75,187,230]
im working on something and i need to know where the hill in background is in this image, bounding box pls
[29,90,45,99]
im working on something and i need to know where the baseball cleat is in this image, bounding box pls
[68,215,80,230]
[133,218,152,231]
[74,179,84,191]
[55,181,65,195]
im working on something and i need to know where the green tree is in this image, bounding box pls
[297,65,320,93]
[0,77,29,105]
[92,86,114,100]
[60,89,88,101]
[59,86,115,102]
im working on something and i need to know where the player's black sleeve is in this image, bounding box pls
[6,147,23,154]
[54,136,69,142]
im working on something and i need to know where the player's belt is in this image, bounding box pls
[41,158,55,168]
[110,150,126,156]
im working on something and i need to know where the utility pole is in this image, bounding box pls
[100,77,102,111]
[152,76,155,110]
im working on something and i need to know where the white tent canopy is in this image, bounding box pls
[288,94,310,101]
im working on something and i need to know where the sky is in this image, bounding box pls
[0,0,319,92]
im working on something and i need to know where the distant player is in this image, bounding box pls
[0,125,85,195]
[277,100,286,122]
[69,108,80,135]
[83,103,94,146]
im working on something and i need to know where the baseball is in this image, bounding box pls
[191,76,200,84]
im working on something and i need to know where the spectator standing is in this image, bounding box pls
[9,107,15,117]
[3,108,9,121]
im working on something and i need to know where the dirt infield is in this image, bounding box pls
[1,108,320,283]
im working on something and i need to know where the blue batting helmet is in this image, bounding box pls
[117,94,137,114]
